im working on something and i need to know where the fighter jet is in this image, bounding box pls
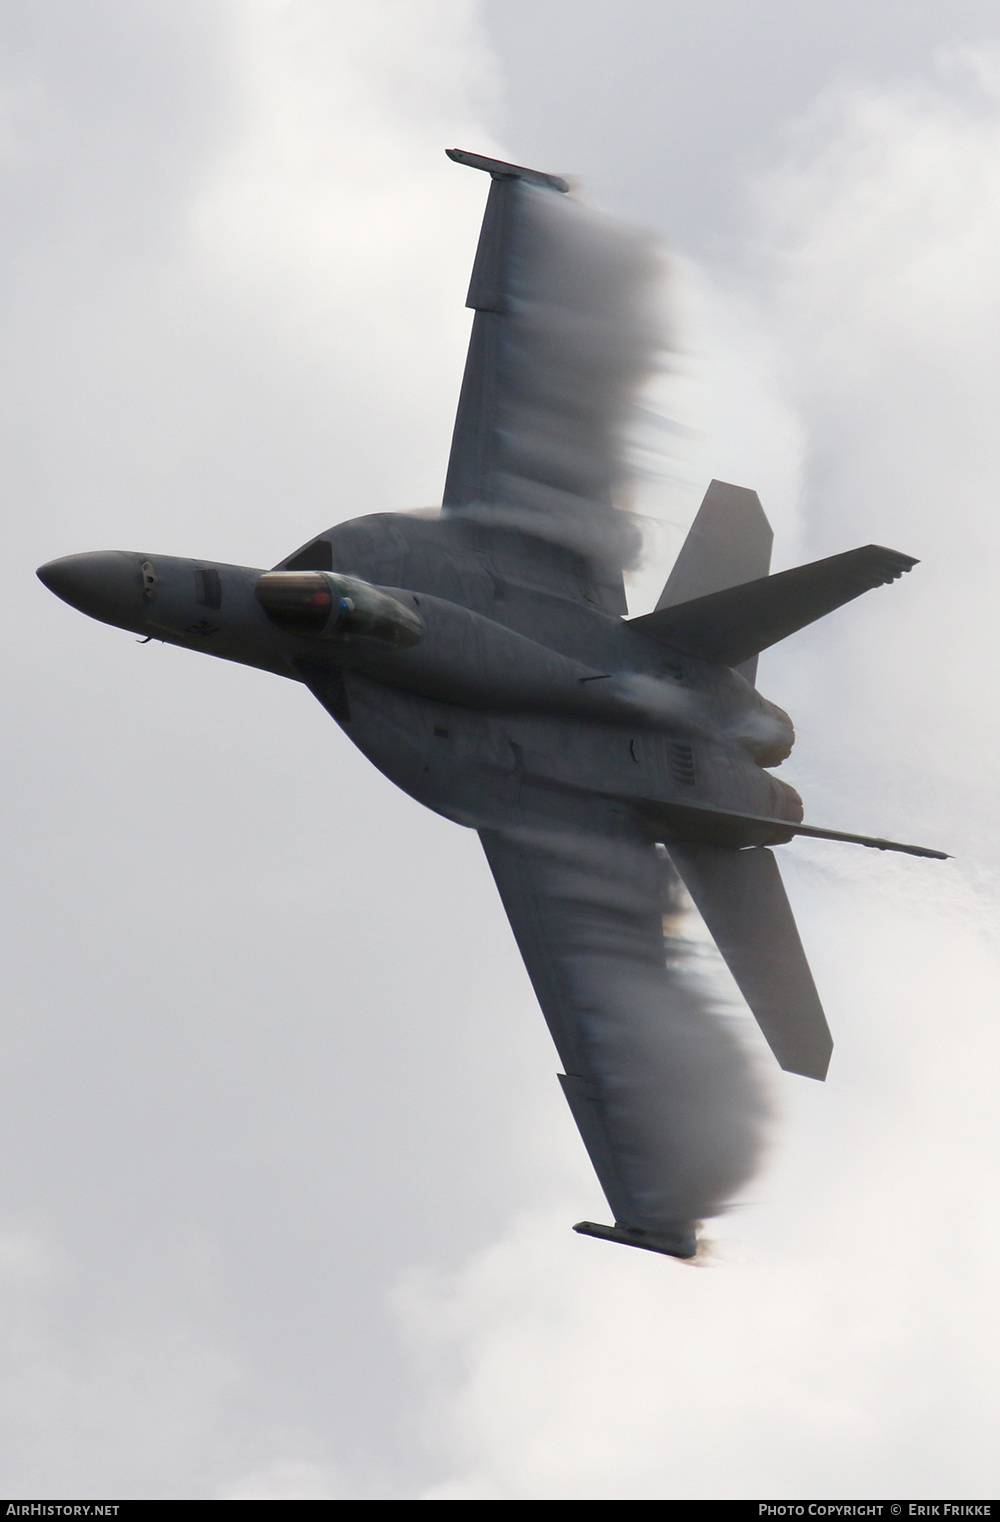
[37,150,944,1260]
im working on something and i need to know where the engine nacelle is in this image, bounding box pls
[739,691,795,767]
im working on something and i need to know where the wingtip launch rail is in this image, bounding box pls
[445,147,571,193]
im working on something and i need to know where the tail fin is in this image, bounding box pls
[657,481,773,683]
[667,843,833,1080]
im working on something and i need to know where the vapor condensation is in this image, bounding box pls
[496,825,771,1233]
[467,182,667,572]
[610,672,795,760]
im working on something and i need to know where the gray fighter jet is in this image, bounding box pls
[38,151,944,1260]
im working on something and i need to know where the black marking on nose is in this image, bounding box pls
[196,568,222,609]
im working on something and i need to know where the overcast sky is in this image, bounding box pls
[2,0,999,1499]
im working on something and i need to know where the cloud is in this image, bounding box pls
[0,0,519,1499]
[8,7,1000,1502]
[217,1460,347,1500]
[398,44,1000,1500]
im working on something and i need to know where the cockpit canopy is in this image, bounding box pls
[254,570,423,648]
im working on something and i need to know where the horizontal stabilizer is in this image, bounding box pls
[668,844,832,1080]
[630,544,917,667]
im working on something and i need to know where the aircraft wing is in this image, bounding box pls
[479,817,765,1256]
[444,150,662,616]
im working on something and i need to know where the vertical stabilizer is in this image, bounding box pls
[658,481,773,684]
[667,843,832,1080]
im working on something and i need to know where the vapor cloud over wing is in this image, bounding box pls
[456,181,667,574]
[482,825,770,1239]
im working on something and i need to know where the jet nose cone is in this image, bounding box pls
[37,551,148,629]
